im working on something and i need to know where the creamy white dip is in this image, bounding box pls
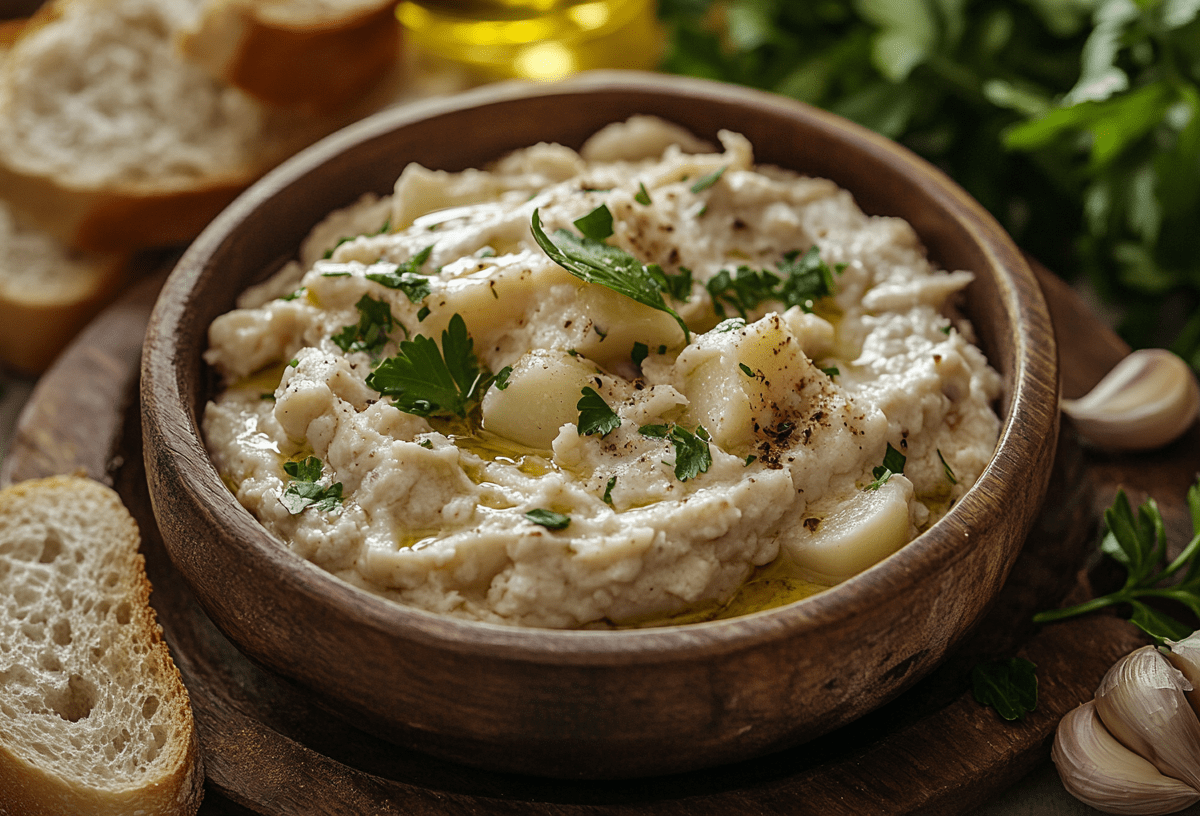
[202,116,1002,629]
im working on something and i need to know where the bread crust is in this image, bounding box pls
[177,1,401,111]
[0,476,203,816]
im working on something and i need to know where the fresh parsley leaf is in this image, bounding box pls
[739,363,755,377]
[322,270,351,278]
[573,204,614,241]
[744,454,757,466]
[261,392,276,401]
[280,457,343,514]
[705,247,838,319]
[971,658,1038,721]
[366,313,492,419]
[577,387,621,437]
[280,288,305,301]
[649,264,694,302]
[1034,478,1200,644]
[635,182,652,205]
[690,166,727,193]
[417,306,431,321]
[938,448,958,484]
[332,294,404,355]
[526,508,571,530]
[365,245,434,303]
[821,366,840,377]
[638,423,711,481]
[531,210,690,343]
[418,439,434,449]
[603,476,617,506]
[287,358,299,368]
[866,443,907,490]
[775,246,840,309]
[714,318,746,333]
[493,365,513,391]
[631,341,650,367]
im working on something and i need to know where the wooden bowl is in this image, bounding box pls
[141,71,1059,779]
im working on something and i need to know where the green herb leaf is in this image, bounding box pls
[639,423,711,480]
[366,313,491,419]
[938,449,958,484]
[739,362,755,377]
[706,247,838,319]
[603,476,617,506]
[493,365,513,391]
[332,294,404,356]
[531,210,690,343]
[280,457,343,514]
[577,387,622,437]
[690,166,727,193]
[971,658,1038,721]
[821,366,840,377]
[867,442,907,490]
[366,245,435,303]
[1033,478,1200,645]
[635,182,652,205]
[573,204,615,241]
[526,508,571,529]
[631,341,650,367]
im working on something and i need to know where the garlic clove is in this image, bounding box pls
[1053,700,1200,815]
[1062,348,1199,451]
[1095,645,1200,791]
[1165,631,1200,719]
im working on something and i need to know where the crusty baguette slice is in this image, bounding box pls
[0,198,128,375]
[175,0,402,111]
[0,476,203,816]
[0,0,347,252]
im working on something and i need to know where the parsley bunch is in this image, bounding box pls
[1033,477,1200,644]
[658,0,1200,368]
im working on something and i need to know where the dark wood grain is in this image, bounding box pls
[2,255,1188,813]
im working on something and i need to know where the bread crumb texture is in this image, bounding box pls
[0,476,201,816]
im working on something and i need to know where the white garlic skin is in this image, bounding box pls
[1062,349,1199,451]
[1053,700,1200,815]
[1094,645,1200,791]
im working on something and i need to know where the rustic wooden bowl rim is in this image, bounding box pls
[147,70,1056,666]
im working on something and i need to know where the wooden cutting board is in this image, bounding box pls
[3,261,1195,815]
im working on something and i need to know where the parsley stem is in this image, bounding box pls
[1032,594,1126,624]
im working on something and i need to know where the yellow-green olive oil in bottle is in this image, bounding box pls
[395,0,663,79]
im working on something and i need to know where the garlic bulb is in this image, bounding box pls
[1053,701,1200,815]
[1054,632,1200,814]
[1094,646,1200,790]
[1062,349,1199,451]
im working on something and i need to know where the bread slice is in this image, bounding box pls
[0,198,128,375]
[0,0,351,252]
[0,476,202,816]
[175,0,402,111]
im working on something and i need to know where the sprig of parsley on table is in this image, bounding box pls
[531,209,691,343]
[280,457,343,515]
[366,313,494,419]
[1033,477,1200,644]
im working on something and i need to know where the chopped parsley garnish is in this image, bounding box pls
[365,313,493,419]
[493,365,513,391]
[280,457,343,515]
[417,439,434,449]
[365,245,435,303]
[280,288,304,301]
[417,306,431,321]
[821,366,840,377]
[866,443,907,490]
[525,509,571,530]
[938,449,958,484]
[321,270,351,278]
[649,265,693,302]
[940,325,953,335]
[690,166,727,193]
[707,246,841,319]
[531,209,691,343]
[573,204,614,241]
[638,423,712,481]
[631,341,650,367]
[714,318,746,333]
[744,454,757,466]
[287,358,299,369]
[577,387,621,437]
[972,658,1038,721]
[603,476,617,506]
[635,182,652,205]
[738,363,755,377]
[260,392,276,401]
[332,294,404,356]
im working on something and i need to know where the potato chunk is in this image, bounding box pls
[481,349,599,449]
